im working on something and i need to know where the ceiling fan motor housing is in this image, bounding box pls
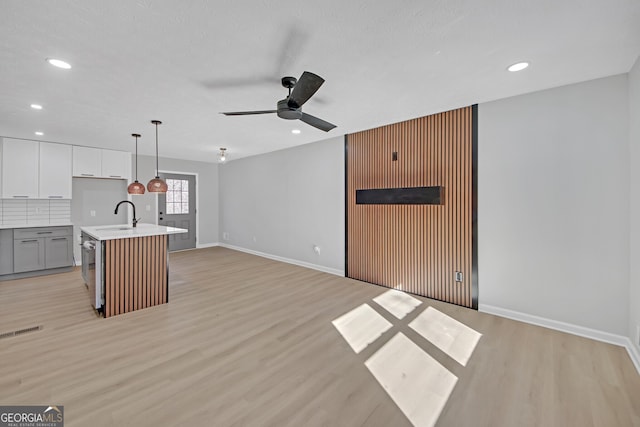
[277,99,302,120]
[281,76,297,88]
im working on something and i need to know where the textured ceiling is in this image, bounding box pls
[1,0,639,162]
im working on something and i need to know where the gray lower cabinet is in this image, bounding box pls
[11,226,73,274]
[0,229,14,275]
[13,237,45,273]
[45,236,73,269]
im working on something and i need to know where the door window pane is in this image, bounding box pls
[165,179,189,214]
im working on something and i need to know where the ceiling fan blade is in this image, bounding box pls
[288,71,324,108]
[220,110,277,116]
[299,112,336,132]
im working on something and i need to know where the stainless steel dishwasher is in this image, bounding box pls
[81,233,102,310]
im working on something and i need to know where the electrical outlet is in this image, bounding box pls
[253,236,257,242]
[222,232,229,241]
[90,210,96,217]
[455,271,463,282]
[313,245,321,255]
[146,205,151,211]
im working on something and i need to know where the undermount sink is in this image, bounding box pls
[95,226,133,231]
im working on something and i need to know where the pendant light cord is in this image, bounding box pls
[150,120,162,178]
[135,135,139,181]
[155,123,159,178]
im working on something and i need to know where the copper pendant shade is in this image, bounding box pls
[147,120,167,193]
[127,133,146,195]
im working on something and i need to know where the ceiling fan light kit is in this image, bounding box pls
[221,71,336,132]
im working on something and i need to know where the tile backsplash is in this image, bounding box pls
[0,199,71,226]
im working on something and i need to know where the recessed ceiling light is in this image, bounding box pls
[46,58,71,69]
[507,62,529,72]
[291,129,301,134]
[35,131,44,136]
[30,104,43,110]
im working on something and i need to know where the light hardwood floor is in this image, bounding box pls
[1,247,639,426]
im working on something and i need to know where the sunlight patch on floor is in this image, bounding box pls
[373,289,422,320]
[365,332,458,427]
[332,304,393,353]
[408,306,482,367]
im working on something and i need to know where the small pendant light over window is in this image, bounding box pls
[127,133,145,195]
[147,120,168,193]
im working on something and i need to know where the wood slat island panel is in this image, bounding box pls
[346,106,476,308]
[103,235,167,317]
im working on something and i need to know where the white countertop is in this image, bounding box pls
[80,223,188,241]
[0,223,73,229]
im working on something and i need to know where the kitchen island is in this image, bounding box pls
[81,223,187,318]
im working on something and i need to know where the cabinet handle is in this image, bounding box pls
[12,195,29,198]
[51,237,67,241]
[80,173,94,176]
[37,231,53,234]
[48,196,63,199]
[21,239,38,243]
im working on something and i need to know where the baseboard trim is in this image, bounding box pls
[219,243,344,277]
[479,303,640,375]
[196,242,219,249]
[627,341,640,375]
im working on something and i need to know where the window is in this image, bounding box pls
[166,179,189,214]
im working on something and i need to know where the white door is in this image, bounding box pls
[1,138,39,198]
[39,142,72,199]
[101,149,131,180]
[72,146,101,177]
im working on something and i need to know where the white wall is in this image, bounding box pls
[219,136,344,274]
[629,56,640,351]
[478,75,630,335]
[135,155,219,246]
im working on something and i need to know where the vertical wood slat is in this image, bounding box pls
[346,106,473,308]
[105,240,112,318]
[103,236,168,317]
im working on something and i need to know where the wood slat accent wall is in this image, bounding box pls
[103,235,168,318]
[346,106,476,308]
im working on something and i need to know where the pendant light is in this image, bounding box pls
[127,133,145,194]
[147,120,167,193]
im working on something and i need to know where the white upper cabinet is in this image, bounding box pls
[72,146,101,177]
[1,138,39,198]
[101,149,131,180]
[39,142,72,199]
[73,146,131,180]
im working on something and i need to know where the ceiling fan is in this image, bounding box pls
[220,71,336,132]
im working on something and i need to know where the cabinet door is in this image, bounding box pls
[72,146,101,177]
[101,149,131,180]
[1,139,39,198]
[45,236,73,268]
[13,238,45,273]
[39,142,72,199]
[0,229,14,275]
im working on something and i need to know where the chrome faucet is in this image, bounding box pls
[114,200,140,228]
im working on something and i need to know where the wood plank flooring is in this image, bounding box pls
[1,247,639,426]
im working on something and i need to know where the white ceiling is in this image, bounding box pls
[1,0,639,163]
